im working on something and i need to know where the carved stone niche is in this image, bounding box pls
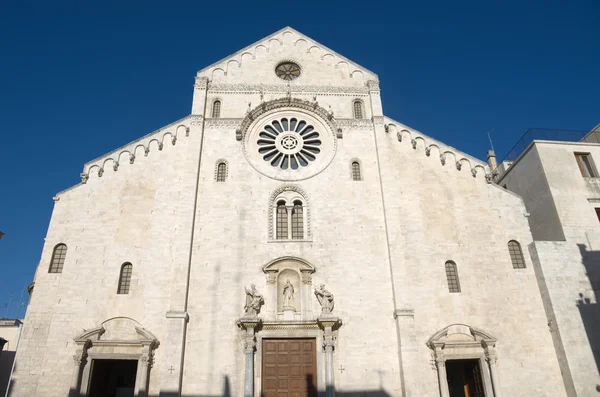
[262,257,316,321]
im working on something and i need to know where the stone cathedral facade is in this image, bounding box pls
[11,27,569,397]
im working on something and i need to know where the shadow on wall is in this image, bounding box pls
[64,374,393,397]
[577,244,600,392]
[1,351,16,396]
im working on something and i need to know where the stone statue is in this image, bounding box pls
[314,284,334,314]
[244,284,264,317]
[282,279,295,310]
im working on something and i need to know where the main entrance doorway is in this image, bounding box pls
[446,359,485,397]
[87,359,138,397]
[262,338,317,397]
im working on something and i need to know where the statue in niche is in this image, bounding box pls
[282,279,295,311]
[244,284,264,317]
[314,284,334,314]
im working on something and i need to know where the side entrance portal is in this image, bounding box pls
[87,359,138,397]
[262,338,317,397]
[446,359,485,397]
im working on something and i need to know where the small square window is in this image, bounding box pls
[575,153,597,177]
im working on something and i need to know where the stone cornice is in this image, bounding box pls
[208,83,369,95]
[205,118,243,128]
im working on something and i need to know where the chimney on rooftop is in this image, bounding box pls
[486,150,497,170]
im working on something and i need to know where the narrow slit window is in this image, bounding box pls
[291,200,304,239]
[508,240,526,268]
[212,100,221,118]
[118,263,133,294]
[351,161,361,181]
[575,153,597,177]
[353,100,363,119]
[49,244,67,273]
[216,162,227,182]
[276,201,288,240]
[445,261,461,293]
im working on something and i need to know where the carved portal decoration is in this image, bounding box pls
[278,270,299,313]
[262,257,316,321]
[314,284,335,314]
[244,284,265,318]
[427,324,499,397]
[71,317,159,397]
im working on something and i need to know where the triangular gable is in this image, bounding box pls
[196,26,378,82]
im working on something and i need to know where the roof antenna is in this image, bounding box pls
[486,128,498,172]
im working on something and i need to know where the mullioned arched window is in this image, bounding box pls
[508,240,526,268]
[212,100,221,118]
[353,100,364,119]
[445,261,461,293]
[117,263,133,294]
[49,244,67,273]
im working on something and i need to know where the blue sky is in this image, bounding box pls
[0,1,598,318]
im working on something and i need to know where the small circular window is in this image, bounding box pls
[257,117,321,169]
[275,61,301,81]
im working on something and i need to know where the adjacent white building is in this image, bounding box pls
[0,319,22,397]
[10,27,569,397]
[498,130,600,397]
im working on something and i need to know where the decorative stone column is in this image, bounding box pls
[238,318,261,397]
[69,341,90,397]
[483,341,500,397]
[136,345,155,397]
[432,344,450,397]
[318,316,340,397]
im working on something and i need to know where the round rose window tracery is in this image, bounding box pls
[275,62,301,81]
[257,117,321,170]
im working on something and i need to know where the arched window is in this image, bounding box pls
[291,200,304,239]
[49,243,67,273]
[351,161,361,181]
[353,100,363,119]
[216,161,227,182]
[276,201,288,240]
[118,263,133,294]
[445,261,461,293]
[508,240,526,268]
[212,100,221,118]
[270,186,310,241]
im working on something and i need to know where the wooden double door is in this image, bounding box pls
[262,338,317,397]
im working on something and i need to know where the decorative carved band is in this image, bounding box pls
[208,83,370,95]
[238,97,339,144]
[205,118,243,128]
[336,119,373,130]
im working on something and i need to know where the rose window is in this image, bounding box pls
[275,62,301,81]
[257,117,321,170]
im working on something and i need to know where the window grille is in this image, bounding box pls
[575,153,597,177]
[353,101,363,119]
[351,161,361,181]
[118,263,133,294]
[276,201,288,239]
[216,162,227,182]
[508,240,526,268]
[212,100,221,118]
[445,261,461,293]
[49,244,67,273]
[291,201,304,239]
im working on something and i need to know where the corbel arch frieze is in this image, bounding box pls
[236,97,340,142]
